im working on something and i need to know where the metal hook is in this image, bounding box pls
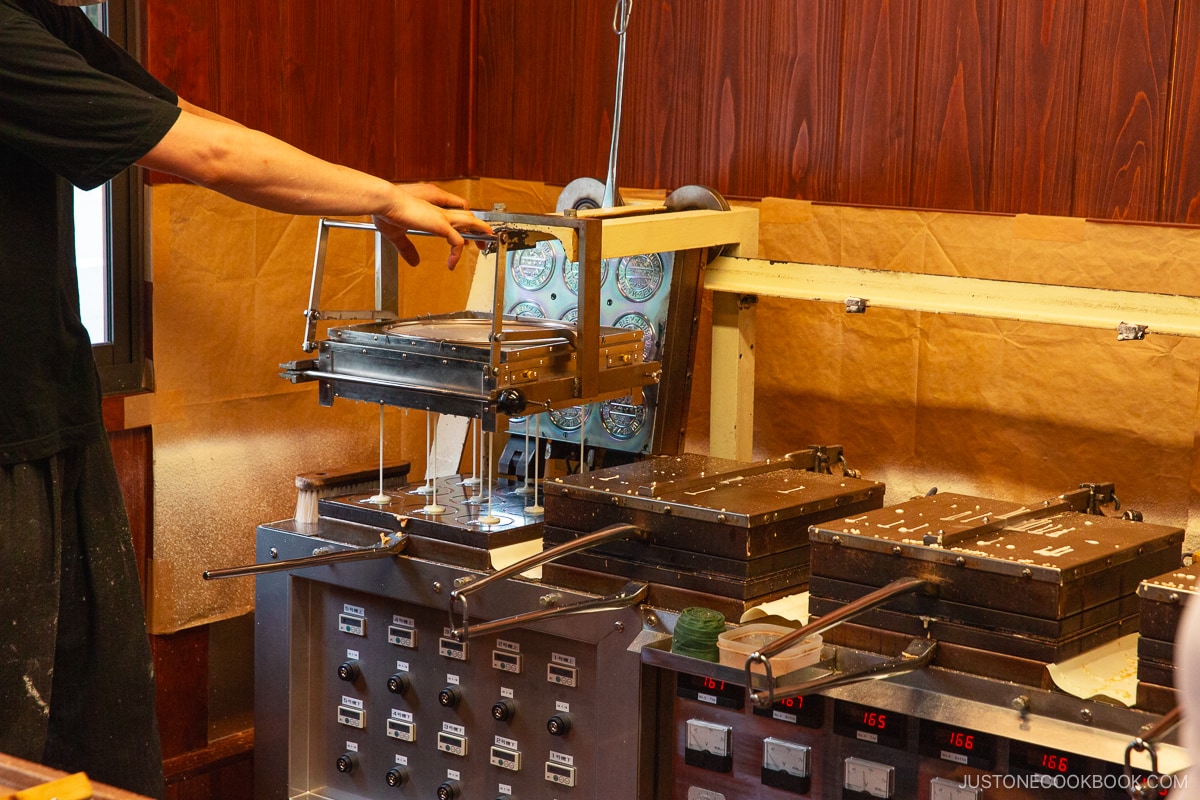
[613,0,632,34]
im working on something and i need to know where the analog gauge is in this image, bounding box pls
[930,777,979,800]
[600,397,646,440]
[762,738,809,777]
[562,258,611,295]
[615,252,664,302]
[510,239,558,291]
[844,757,894,799]
[507,300,546,319]
[549,404,590,432]
[613,311,656,361]
[685,719,731,757]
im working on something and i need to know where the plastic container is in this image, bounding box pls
[717,623,823,674]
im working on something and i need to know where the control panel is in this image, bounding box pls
[663,670,1151,800]
[254,519,649,800]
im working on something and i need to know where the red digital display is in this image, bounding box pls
[946,730,974,751]
[862,710,887,730]
[1041,753,1069,773]
[702,677,725,692]
[779,695,804,711]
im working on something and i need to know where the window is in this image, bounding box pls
[77,0,149,394]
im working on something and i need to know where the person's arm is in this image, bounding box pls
[138,106,489,268]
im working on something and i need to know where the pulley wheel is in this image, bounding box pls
[664,184,730,212]
[664,185,732,256]
[557,177,621,214]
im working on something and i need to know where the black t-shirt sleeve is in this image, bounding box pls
[0,3,182,190]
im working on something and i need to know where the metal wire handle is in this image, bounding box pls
[603,0,634,208]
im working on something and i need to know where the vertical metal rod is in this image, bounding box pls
[369,404,389,504]
[603,0,633,209]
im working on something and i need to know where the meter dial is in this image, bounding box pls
[844,757,894,799]
[762,738,809,777]
[685,719,731,757]
[562,258,611,295]
[600,397,646,440]
[510,239,558,291]
[615,252,664,302]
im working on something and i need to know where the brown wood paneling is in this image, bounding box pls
[475,0,516,179]
[335,1,395,176]
[1072,0,1174,220]
[395,1,473,181]
[764,0,843,200]
[836,0,921,207]
[152,628,210,760]
[280,0,338,163]
[145,0,219,110]
[621,0,704,192]
[568,0,616,189]
[107,426,152,587]
[216,1,283,137]
[911,0,1000,211]
[1162,2,1200,224]
[696,0,773,198]
[507,1,576,184]
[988,0,1084,216]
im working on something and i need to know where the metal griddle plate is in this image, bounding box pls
[809,492,1183,619]
[542,453,885,560]
[315,476,544,551]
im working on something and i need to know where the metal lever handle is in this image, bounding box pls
[745,576,936,708]
[603,0,633,209]
[202,532,409,580]
[1124,705,1181,799]
[450,580,648,641]
[448,523,644,638]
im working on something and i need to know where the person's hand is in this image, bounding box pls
[373,183,493,269]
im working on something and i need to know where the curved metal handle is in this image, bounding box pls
[450,580,647,641]
[744,576,936,707]
[1124,705,1181,799]
[203,532,408,580]
[448,523,643,638]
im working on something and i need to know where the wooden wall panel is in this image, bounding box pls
[335,1,396,176]
[570,0,619,189]
[279,1,340,165]
[508,0,577,183]
[697,0,773,197]
[911,0,1000,211]
[216,1,282,139]
[145,0,219,111]
[395,1,473,181]
[988,0,1084,216]
[763,1,843,201]
[475,0,517,179]
[622,0,704,194]
[836,0,921,207]
[1072,0,1174,220]
[1161,2,1200,225]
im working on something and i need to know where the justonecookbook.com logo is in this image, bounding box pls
[959,772,1185,793]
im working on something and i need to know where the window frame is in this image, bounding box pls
[89,0,151,396]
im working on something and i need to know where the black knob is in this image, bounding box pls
[496,388,527,416]
[387,673,411,695]
[547,713,572,736]
[337,660,361,682]
[491,698,517,722]
[335,753,357,774]
[437,780,462,800]
[385,766,408,787]
[438,686,462,708]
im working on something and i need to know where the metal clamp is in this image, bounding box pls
[202,532,409,580]
[448,522,645,639]
[744,576,937,708]
[1124,705,1181,799]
